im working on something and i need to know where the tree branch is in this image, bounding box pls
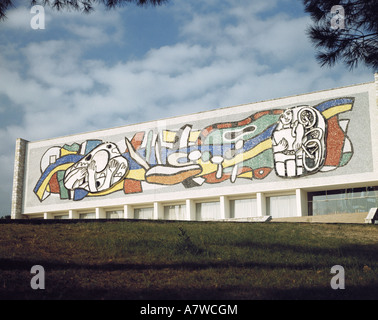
[0,0,168,20]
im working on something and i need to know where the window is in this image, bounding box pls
[230,198,257,218]
[164,204,186,221]
[54,214,69,219]
[134,207,154,220]
[267,195,297,218]
[308,191,326,202]
[196,201,220,221]
[80,212,95,219]
[106,210,123,219]
[308,186,378,216]
[367,186,378,198]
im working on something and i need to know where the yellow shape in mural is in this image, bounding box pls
[322,103,352,119]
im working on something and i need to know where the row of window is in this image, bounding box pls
[308,187,378,201]
[49,186,378,220]
[308,187,378,216]
[54,210,123,220]
[54,210,123,219]
[51,195,299,220]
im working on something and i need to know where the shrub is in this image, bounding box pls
[175,226,205,256]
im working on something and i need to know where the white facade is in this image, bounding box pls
[11,75,378,221]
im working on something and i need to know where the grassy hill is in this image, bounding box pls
[0,220,377,300]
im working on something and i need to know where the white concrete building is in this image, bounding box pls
[11,74,378,222]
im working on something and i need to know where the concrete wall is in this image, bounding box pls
[12,75,378,220]
[11,138,28,219]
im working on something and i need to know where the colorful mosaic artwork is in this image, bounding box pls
[34,98,354,202]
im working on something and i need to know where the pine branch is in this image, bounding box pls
[0,0,168,20]
[304,0,378,70]
[0,0,13,21]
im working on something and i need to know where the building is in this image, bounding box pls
[11,74,378,222]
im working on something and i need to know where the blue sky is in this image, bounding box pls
[0,0,373,217]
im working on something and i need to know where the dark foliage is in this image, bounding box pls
[303,0,378,70]
[0,0,13,21]
[175,226,206,256]
[0,0,168,20]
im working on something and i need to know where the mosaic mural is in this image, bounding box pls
[34,98,354,202]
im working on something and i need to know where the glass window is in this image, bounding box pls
[334,199,348,214]
[54,215,69,219]
[351,198,367,212]
[134,207,154,220]
[351,187,366,199]
[308,201,313,216]
[367,186,378,198]
[312,200,329,216]
[80,213,95,219]
[309,186,378,216]
[344,198,353,213]
[346,188,353,199]
[230,198,258,218]
[367,197,378,209]
[196,202,220,221]
[267,195,297,218]
[308,191,326,201]
[327,200,338,214]
[106,210,123,219]
[327,189,346,200]
[164,204,186,221]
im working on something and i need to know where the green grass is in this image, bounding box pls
[0,220,377,300]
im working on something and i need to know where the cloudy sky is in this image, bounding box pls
[0,0,373,217]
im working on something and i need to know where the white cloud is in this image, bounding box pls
[1,6,33,30]
[1,0,372,136]
[54,8,125,45]
[129,43,213,74]
[22,40,94,92]
[1,4,58,31]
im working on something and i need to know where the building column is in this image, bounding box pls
[44,212,54,219]
[124,204,134,219]
[11,138,28,219]
[257,192,267,216]
[154,202,164,220]
[185,199,196,221]
[96,207,106,219]
[296,188,308,217]
[220,196,230,219]
[375,72,378,107]
[69,210,79,219]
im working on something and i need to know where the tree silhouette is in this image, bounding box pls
[303,0,378,70]
[0,0,168,21]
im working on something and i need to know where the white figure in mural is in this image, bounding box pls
[272,106,325,177]
[64,143,129,193]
